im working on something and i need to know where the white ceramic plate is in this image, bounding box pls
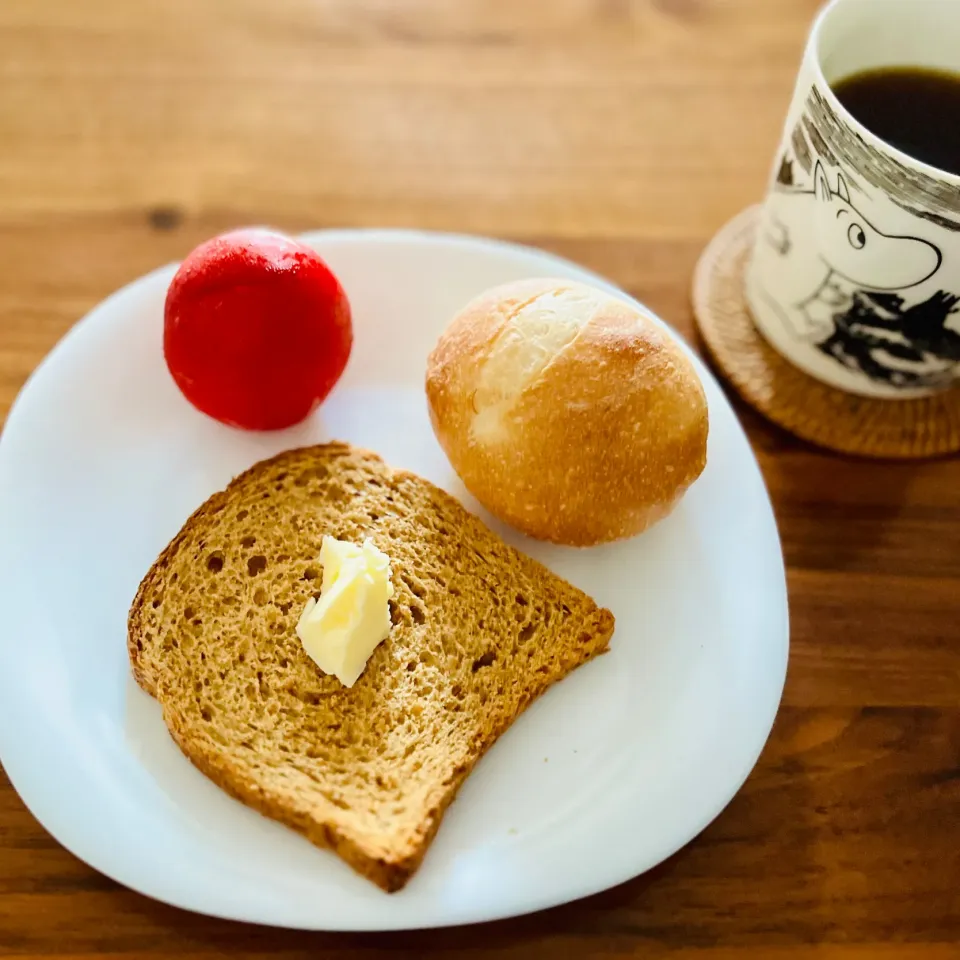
[0,230,787,930]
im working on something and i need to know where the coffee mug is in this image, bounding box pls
[745,0,960,398]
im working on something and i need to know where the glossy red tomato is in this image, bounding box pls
[163,229,352,430]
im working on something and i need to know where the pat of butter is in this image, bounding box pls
[296,536,394,687]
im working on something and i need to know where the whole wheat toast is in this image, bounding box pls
[128,442,615,891]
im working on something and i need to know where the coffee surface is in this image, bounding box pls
[832,66,960,176]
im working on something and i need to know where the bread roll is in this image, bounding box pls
[425,278,708,546]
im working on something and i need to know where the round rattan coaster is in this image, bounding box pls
[692,205,960,458]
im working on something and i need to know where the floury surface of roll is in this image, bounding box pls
[425,278,709,546]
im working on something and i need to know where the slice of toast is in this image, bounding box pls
[128,442,615,891]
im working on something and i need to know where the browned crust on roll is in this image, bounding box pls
[426,279,709,546]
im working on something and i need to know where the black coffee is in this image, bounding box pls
[832,66,960,175]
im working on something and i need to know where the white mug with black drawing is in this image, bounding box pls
[745,0,960,398]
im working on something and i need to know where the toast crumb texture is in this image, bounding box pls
[128,442,615,891]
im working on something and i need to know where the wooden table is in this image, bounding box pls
[2,0,958,956]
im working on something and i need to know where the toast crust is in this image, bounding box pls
[128,442,615,891]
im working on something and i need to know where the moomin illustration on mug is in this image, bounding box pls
[745,42,960,398]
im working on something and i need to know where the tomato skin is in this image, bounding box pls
[163,229,352,431]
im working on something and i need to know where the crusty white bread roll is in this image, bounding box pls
[425,278,708,546]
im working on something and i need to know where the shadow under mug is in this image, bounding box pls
[745,0,960,399]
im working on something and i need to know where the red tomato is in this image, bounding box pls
[163,229,352,430]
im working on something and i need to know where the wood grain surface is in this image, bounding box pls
[2,0,959,956]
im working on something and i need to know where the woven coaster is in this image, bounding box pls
[692,205,960,459]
